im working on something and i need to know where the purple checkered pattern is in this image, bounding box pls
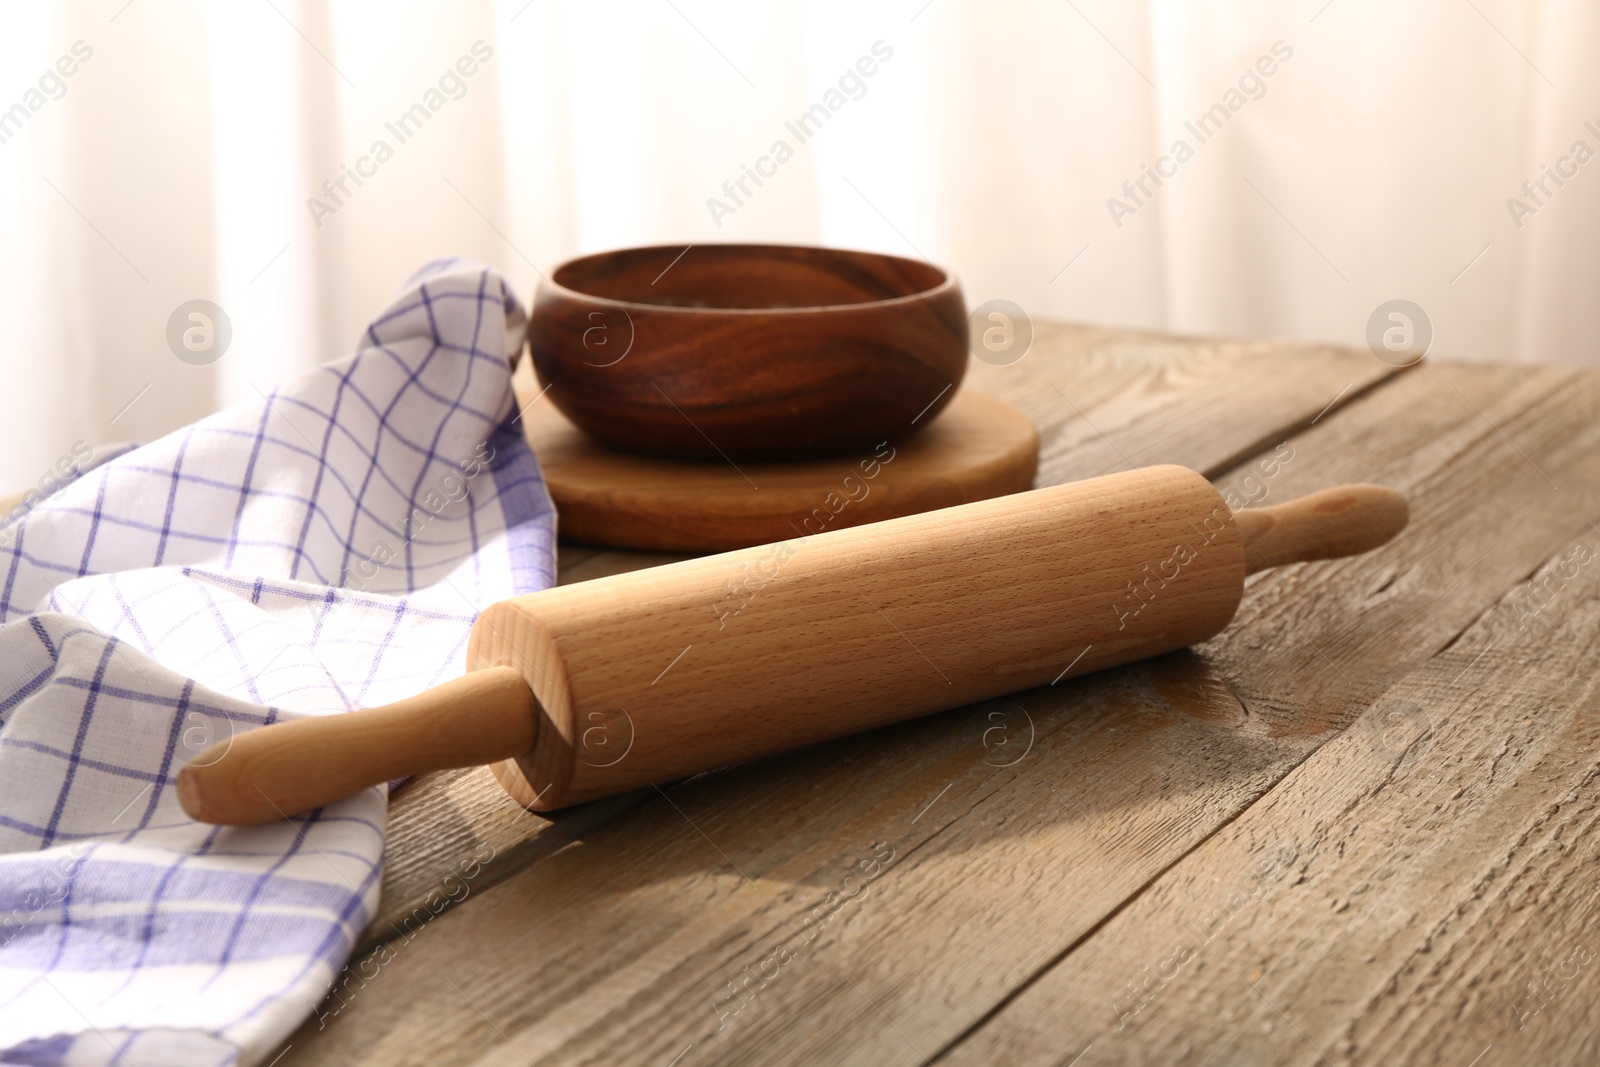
[0,261,556,1065]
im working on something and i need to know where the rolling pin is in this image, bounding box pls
[178,465,1407,825]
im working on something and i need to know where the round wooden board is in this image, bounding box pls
[518,388,1040,551]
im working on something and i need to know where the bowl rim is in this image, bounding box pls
[538,242,961,316]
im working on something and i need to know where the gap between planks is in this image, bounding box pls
[274,359,1592,1066]
[360,328,1401,953]
[941,497,1600,1065]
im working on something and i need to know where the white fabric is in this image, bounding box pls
[0,260,555,1066]
[1,0,1597,484]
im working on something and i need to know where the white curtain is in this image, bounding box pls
[2,0,1596,490]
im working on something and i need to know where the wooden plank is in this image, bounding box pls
[359,541,687,952]
[281,359,1598,1067]
[965,322,1395,490]
[360,325,1398,950]
[942,462,1600,1066]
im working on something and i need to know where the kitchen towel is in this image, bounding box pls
[0,260,555,1066]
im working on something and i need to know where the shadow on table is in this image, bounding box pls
[464,647,1365,904]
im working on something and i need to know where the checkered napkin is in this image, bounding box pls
[0,260,557,1065]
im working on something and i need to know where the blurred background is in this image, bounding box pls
[1,0,1597,489]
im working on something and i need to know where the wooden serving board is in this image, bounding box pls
[516,386,1040,551]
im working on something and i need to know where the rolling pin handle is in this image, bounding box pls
[176,665,537,827]
[1233,483,1408,576]
[176,475,1412,827]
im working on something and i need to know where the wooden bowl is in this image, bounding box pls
[527,244,968,461]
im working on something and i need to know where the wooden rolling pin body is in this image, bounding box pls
[473,464,1245,809]
[178,465,1407,824]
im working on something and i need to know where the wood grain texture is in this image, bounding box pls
[523,387,1040,551]
[943,405,1600,1066]
[962,322,1400,491]
[182,471,1401,824]
[280,359,1597,1067]
[356,776,648,957]
[177,667,536,826]
[473,465,1249,809]
[355,545,680,953]
[940,576,1600,1067]
[1234,483,1408,574]
[529,244,967,460]
[359,329,1398,952]
[543,323,1396,578]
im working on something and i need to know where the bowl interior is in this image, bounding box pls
[549,244,948,311]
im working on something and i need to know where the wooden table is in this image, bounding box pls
[283,322,1600,1067]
